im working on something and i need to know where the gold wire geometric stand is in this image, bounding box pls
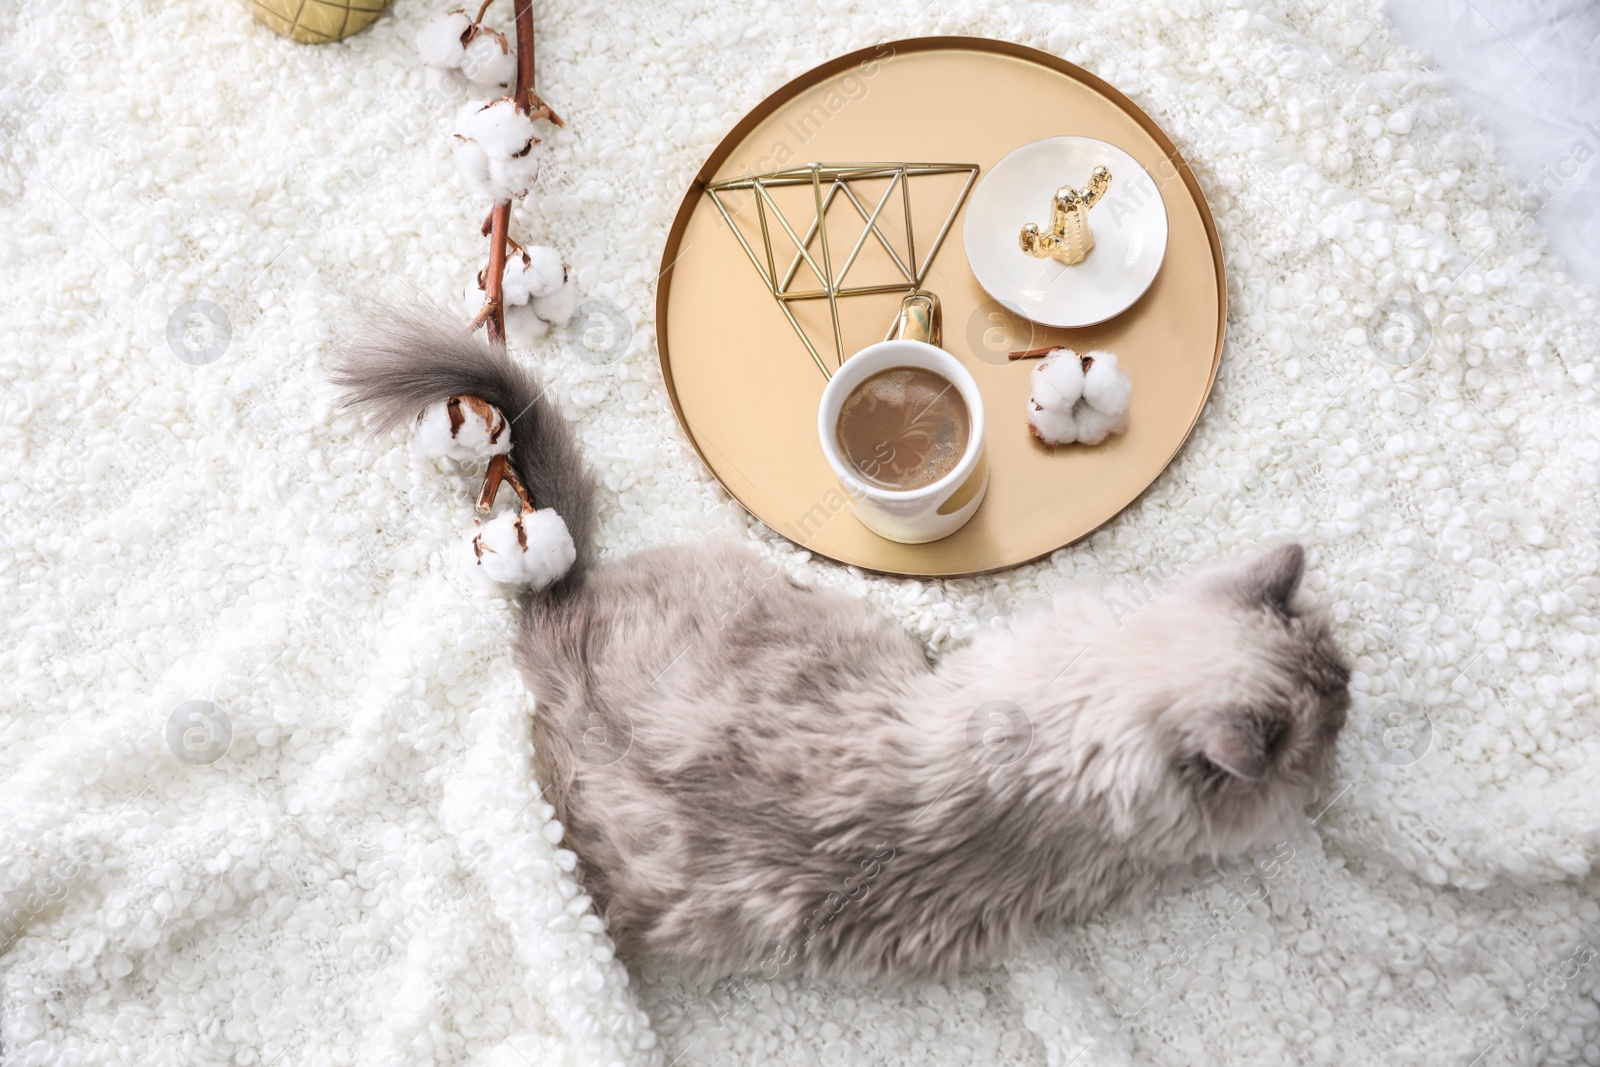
[704,162,979,379]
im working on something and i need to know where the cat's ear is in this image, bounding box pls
[1240,544,1304,613]
[1202,717,1272,781]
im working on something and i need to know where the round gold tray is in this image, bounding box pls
[657,37,1225,577]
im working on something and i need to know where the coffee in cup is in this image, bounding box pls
[816,291,989,544]
[834,366,972,491]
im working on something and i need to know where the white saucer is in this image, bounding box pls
[963,136,1169,328]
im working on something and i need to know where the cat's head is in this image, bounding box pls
[1099,544,1350,854]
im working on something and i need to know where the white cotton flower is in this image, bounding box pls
[1027,348,1131,446]
[495,148,541,205]
[504,303,551,348]
[455,100,533,159]
[530,276,579,328]
[503,246,565,304]
[453,100,541,202]
[461,256,568,346]
[415,396,512,462]
[452,138,496,201]
[461,31,516,96]
[1027,348,1085,445]
[416,11,472,69]
[1076,349,1132,445]
[467,507,576,590]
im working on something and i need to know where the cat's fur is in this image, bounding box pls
[334,309,1350,985]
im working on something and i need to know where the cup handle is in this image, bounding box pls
[893,291,942,347]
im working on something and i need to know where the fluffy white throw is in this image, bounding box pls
[1,0,1597,1065]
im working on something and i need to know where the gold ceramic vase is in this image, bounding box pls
[1020,165,1112,266]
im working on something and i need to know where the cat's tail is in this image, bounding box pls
[330,303,597,591]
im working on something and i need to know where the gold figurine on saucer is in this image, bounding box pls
[1019,165,1112,266]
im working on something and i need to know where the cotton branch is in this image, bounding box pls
[478,0,560,351]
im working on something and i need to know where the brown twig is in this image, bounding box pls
[468,298,497,332]
[484,204,511,349]
[513,0,563,127]
[502,466,536,512]
[477,452,510,512]
[476,452,537,513]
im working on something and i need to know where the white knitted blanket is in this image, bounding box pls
[2,0,1598,1064]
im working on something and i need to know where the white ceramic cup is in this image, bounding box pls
[817,293,989,544]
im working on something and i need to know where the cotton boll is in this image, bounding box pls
[415,399,463,459]
[501,254,534,306]
[468,62,516,101]
[1027,348,1132,447]
[504,303,551,348]
[1027,348,1086,446]
[492,149,540,203]
[461,30,516,96]
[453,101,541,202]
[502,246,564,304]
[416,11,471,69]
[1027,398,1082,446]
[467,508,576,590]
[509,246,565,301]
[415,396,512,462]
[523,246,565,298]
[1073,407,1120,446]
[456,100,536,160]
[1080,350,1131,415]
[453,138,496,202]
[530,277,579,328]
[1032,348,1084,408]
[1075,350,1132,445]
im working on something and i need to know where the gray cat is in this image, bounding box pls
[334,310,1350,986]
